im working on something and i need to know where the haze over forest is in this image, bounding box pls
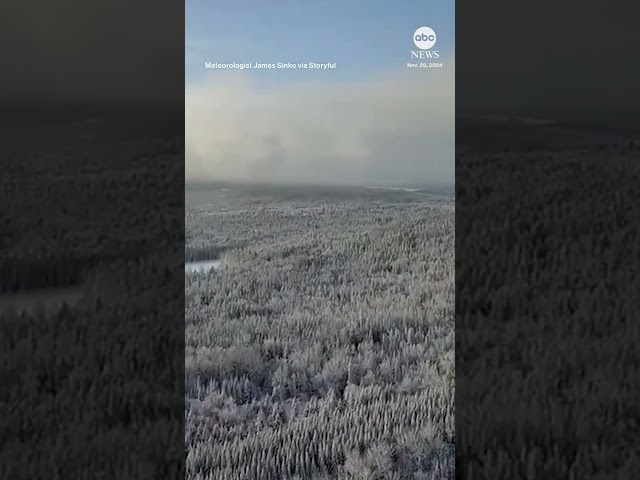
[185,64,454,188]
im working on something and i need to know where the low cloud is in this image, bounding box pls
[186,58,454,187]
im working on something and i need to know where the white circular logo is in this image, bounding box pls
[413,27,437,50]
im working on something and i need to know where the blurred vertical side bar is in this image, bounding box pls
[456,1,640,478]
[0,0,185,477]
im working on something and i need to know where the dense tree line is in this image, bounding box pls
[185,189,455,479]
[0,257,85,293]
[185,245,239,263]
[0,249,159,294]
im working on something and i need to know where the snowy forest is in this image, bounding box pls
[185,185,455,479]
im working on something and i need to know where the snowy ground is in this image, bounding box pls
[185,259,221,274]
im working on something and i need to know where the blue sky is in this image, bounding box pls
[186,0,455,86]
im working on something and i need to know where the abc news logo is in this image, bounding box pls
[411,26,439,59]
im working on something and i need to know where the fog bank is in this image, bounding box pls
[186,58,454,187]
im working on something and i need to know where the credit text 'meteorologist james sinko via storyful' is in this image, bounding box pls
[204,62,336,70]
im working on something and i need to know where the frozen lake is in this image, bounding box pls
[0,286,84,316]
[185,259,221,274]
